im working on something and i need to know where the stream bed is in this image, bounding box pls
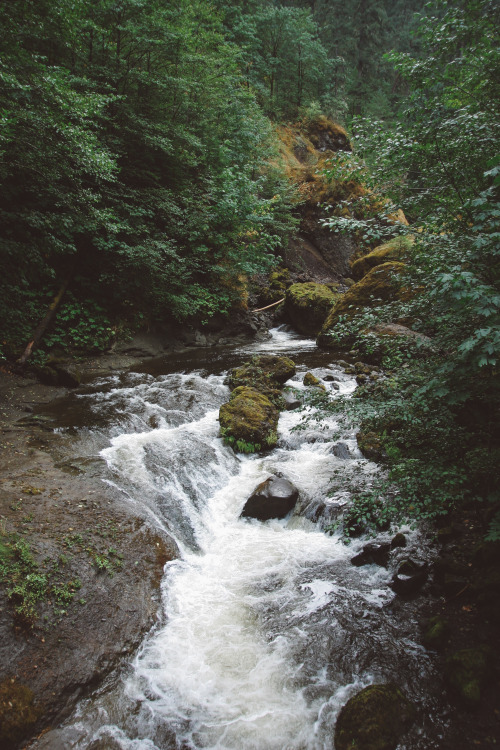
[34,327,447,749]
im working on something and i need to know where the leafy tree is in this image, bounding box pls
[321,0,500,532]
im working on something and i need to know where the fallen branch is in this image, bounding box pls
[17,270,74,366]
[250,297,285,313]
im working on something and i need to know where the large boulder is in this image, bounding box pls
[317,262,406,348]
[351,236,413,281]
[226,355,296,402]
[241,476,299,520]
[444,647,493,709]
[285,282,338,335]
[219,386,279,452]
[334,683,415,750]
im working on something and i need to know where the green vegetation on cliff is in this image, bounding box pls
[316,0,500,539]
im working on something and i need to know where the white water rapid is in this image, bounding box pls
[36,327,440,750]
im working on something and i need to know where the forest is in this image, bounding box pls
[0,0,499,747]
[1,0,498,532]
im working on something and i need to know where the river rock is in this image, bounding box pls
[334,683,415,750]
[390,559,428,596]
[241,476,299,520]
[219,386,279,452]
[303,372,325,389]
[331,442,351,459]
[351,542,391,568]
[422,616,450,651]
[226,355,296,399]
[285,282,338,335]
[283,389,301,410]
[445,646,494,709]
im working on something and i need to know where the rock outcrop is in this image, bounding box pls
[318,262,406,348]
[285,282,338,335]
[351,236,413,280]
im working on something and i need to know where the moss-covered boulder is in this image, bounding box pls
[260,267,292,305]
[356,430,386,462]
[422,616,450,651]
[303,371,325,388]
[334,683,415,750]
[285,282,339,335]
[318,262,406,348]
[226,355,296,402]
[445,647,493,709]
[0,679,42,748]
[219,386,279,452]
[351,236,413,280]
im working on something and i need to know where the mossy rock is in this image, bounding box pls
[334,683,415,750]
[285,282,339,335]
[422,616,450,650]
[260,267,292,305]
[356,430,386,462]
[0,679,42,748]
[444,646,494,709]
[303,372,325,389]
[219,386,279,452]
[226,355,295,402]
[351,236,413,280]
[317,262,406,348]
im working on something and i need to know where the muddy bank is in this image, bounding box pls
[0,369,178,748]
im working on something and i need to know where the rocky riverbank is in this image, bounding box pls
[0,361,181,748]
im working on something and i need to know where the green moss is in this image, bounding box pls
[227,355,295,402]
[0,679,42,748]
[285,282,338,335]
[318,262,406,348]
[219,386,279,453]
[445,647,493,708]
[422,616,450,650]
[351,236,413,280]
[303,372,325,389]
[334,683,415,750]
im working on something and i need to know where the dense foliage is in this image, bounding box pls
[320,0,500,537]
[0,0,298,359]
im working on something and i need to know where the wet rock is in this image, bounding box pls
[303,372,325,389]
[445,647,494,709]
[241,476,299,521]
[390,532,407,549]
[356,430,386,462]
[331,442,351,459]
[51,362,82,387]
[285,282,338,335]
[226,355,296,399]
[0,678,42,748]
[219,386,279,452]
[351,542,391,568]
[282,389,301,411]
[334,683,415,750]
[33,364,59,386]
[390,559,428,596]
[422,616,450,651]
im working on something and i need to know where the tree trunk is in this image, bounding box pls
[17,271,74,366]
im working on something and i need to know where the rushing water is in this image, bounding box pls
[36,327,445,750]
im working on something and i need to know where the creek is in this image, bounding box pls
[35,327,447,749]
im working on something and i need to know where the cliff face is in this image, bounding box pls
[274,117,358,278]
